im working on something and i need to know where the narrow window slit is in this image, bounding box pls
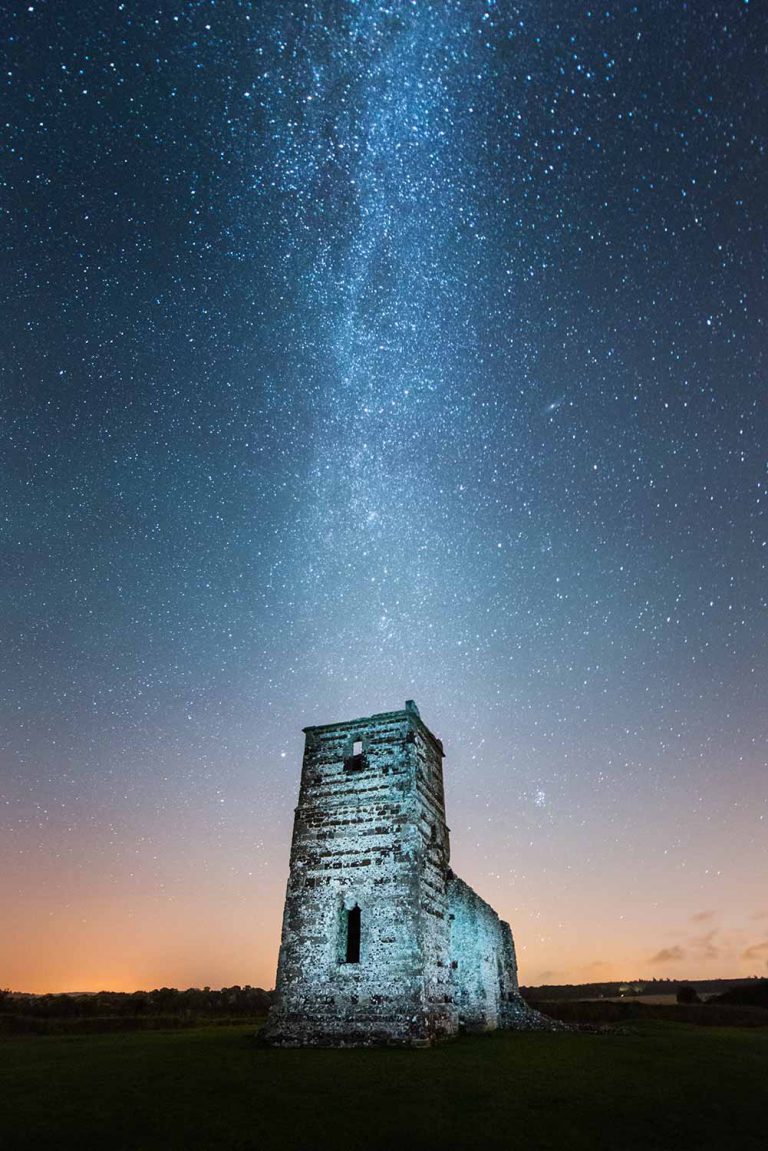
[346,905,361,964]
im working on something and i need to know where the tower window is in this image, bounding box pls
[346,905,361,964]
[345,739,364,771]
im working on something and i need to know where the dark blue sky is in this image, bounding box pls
[2,1,766,991]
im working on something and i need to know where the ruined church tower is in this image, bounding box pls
[265,701,539,1046]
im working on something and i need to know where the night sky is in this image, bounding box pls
[2,1,766,993]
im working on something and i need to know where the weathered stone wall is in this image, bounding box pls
[265,702,455,1045]
[411,705,456,1039]
[265,702,551,1046]
[447,873,533,1031]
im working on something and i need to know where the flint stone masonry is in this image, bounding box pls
[264,701,553,1046]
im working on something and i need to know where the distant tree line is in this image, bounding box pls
[0,985,273,1020]
[524,979,768,1028]
[521,977,765,1002]
[708,981,768,1009]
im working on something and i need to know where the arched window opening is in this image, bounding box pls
[346,904,361,964]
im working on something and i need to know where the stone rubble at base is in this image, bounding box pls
[264,701,560,1046]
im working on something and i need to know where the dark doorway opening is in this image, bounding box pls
[346,905,361,963]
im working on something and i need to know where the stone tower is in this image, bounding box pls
[264,701,542,1046]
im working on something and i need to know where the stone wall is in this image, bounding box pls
[265,702,553,1046]
[447,873,534,1030]
[264,702,456,1046]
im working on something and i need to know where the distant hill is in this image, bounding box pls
[708,980,768,1008]
[521,977,762,1002]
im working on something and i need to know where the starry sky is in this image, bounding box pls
[2,0,766,994]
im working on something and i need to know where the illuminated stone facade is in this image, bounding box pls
[264,701,546,1046]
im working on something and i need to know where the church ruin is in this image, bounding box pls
[265,701,546,1046]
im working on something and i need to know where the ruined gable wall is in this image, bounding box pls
[266,708,443,1045]
[447,873,523,1030]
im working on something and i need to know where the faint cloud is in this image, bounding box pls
[582,960,611,972]
[749,910,768,921]
[742,941,768,962]
[649,946,686,964]
[689,930,719,960]
[690,910,715,923]
[650,927,721,967]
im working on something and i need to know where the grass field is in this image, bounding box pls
[1,1020,766,1150]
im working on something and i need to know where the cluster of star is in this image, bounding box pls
[1,1,765,992]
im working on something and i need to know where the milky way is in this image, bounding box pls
[2,1,766,991]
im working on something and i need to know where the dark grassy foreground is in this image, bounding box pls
[1,1021,766,1151]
